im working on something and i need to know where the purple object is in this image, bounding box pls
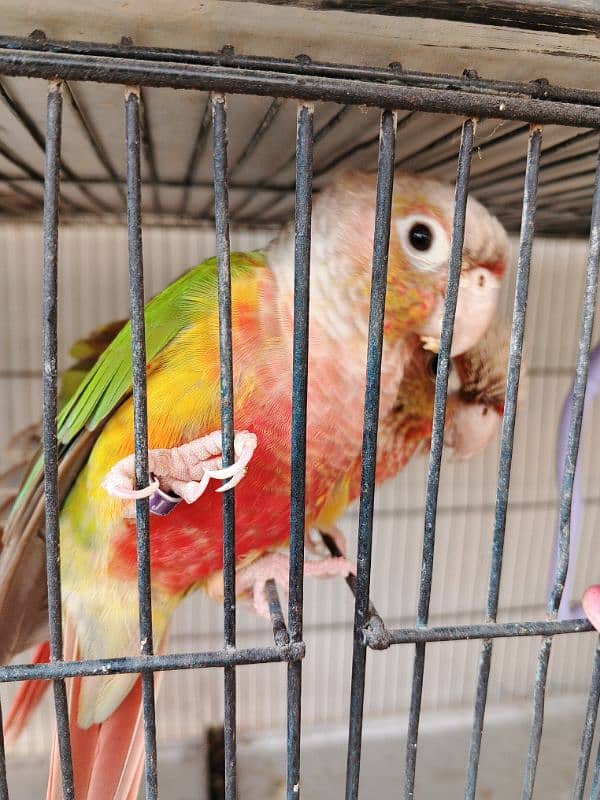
[148,475,182,517]
[549,342,600,619]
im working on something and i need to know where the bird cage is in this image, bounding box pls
[0,2,599,799]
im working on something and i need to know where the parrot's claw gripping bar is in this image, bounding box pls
[319,530,391,650]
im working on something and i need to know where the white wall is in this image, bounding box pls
[0,223,598,759]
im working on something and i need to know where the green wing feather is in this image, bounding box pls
[12,252,264,513]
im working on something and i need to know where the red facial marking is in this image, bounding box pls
[479,259,506,279]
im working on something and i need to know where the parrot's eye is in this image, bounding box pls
[409,223,433,252]
[396,214,451,273]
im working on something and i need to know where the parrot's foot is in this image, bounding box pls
[236,551,355,619]
[102,430,258,513]
[305,526,348,557]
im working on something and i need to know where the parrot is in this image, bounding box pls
[0,169,508,800]
[0,322,511,616]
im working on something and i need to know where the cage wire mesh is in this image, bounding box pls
[0,26,598,800]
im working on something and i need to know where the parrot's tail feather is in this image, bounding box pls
[3,641,51,746]
[46,618,166,800]
[67,676,144,800]
[86,679,145,800]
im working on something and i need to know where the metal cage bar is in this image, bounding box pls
[0,644,305,683]
[232,103,353,220]
[573,640,600,800]
[0,701,7,800]
[521,137,600,800]
[211,93,238,800]
[404,117,475,800]
[591,735,600,800]
[124,86,159,800]
[3,33,600,107]
[286,101,314,800]
[139,89,162,216]
[420,122,530,174]
[0,132,86,215]
[63,80,126,207]
[345,108,397,800]
[470,129,598,193]
[41,79,76,800]
[179,94,212,216]
[0,34,598,800]
[0,75,112,214]
[201,96,284,219]
[465,124,543,800]
[3,45,600,128]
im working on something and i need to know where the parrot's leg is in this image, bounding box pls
[102,430,258,507]
[305,525,348,557]
[235,551,355,619]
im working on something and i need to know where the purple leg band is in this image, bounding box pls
[148,475,182,517]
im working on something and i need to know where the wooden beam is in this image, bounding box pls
[242,1,600,36]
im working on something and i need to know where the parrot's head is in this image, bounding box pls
[268,169,508,366]
[388,171,508,356]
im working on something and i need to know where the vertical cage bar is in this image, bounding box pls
[42,79,75,800]
[404,117,475,800]
[211,94,238,800]
[202,97,283,218]
[465,125,543,800]
[0,700,9,800]
[345,108,397,800]
[573,639,600,800]
[590,739,600,800]
[522,137,600,800]
[125,87,159,800]
[286,101,314,800]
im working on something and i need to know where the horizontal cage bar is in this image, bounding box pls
[0,45,599,127]
[0,645,305,683]
[382,618,594,646]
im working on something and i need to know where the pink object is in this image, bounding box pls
[583,585,600,631]
[235,551,355,619]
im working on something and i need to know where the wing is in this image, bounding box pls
[0,319,128,661]
[0,251,264,661]
[13,253,262,512]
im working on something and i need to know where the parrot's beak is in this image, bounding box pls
[420,335,440,353]
[417,261,502,358]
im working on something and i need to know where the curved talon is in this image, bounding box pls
[102,475,160,500]
[166,470,212,504]
[205,464,241,480]
[214,469,247,493]
[204,433,257,492]
[103,430,257,504]
[206,440,256,479]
